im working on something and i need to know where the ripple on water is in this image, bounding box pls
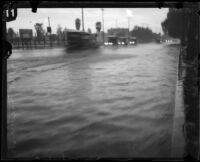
[7,44,179,158]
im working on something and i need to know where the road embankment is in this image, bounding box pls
[171,46,199,160]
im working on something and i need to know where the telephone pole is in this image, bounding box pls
[48,16,52,47]
[82,8,85,32]
[128,17,130,40]
[102,8,105,43]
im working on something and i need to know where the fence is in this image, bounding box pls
[9,38,68,49]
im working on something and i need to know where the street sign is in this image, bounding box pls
[19,29,33,39]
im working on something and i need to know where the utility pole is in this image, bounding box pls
[128,17,130,40]
[48,16,51,27]
[102,8,105,43]
[48,16,52,47]
[82,8,85,32]
[126,9,133,41]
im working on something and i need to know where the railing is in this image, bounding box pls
[8,40,68,49]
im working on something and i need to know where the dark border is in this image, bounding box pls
[8,1,200,8]
[1,0,200,161]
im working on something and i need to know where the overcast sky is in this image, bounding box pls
[7,8,169,35]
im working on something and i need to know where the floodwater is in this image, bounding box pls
[7,43,180,158]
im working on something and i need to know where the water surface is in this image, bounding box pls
[7,43,180,158]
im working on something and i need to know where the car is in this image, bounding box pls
[118,37,128,45]
[104,36,118,46]
[129,37,137,45]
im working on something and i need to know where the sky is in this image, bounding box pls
[7,8,169,35]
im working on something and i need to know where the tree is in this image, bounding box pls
[75,18,81,30]
[161,8,184,39]
[96,22,101,32]
[130,26,156,42]
[34,23,45,42]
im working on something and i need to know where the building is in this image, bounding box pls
[107,28,129,37]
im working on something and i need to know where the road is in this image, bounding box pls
[7,43,180,158]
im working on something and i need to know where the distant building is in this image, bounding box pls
[107,28,129,37]
[19,29,33,39]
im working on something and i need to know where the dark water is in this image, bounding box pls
[7,43,180,158]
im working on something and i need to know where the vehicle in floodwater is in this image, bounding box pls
[156,38,162,43]
[104,35,118,46]
[129,37,137,45]
[118,37,128,45]
[65,30,99,51]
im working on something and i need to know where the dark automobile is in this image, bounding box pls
[156,38,162,43]
[104,36,118,46]
[129,37,137,45]
[118,37,128,45]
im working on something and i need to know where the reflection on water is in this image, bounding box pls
[7,43,180,158]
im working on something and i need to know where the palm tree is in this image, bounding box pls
[75,18,81,30]
[34,23,45,43]
[96,22,101,32]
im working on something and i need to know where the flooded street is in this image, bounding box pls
[7,43,180,158]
